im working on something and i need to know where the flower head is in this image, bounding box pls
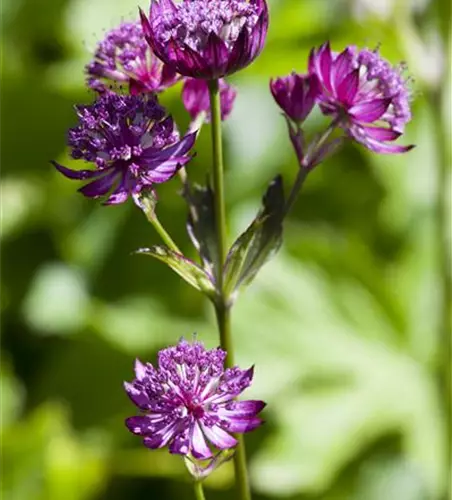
[52,93,196,204]
[309,43,413,153]
[270,73,320,123]
[86,21,180,94]
[182,78,237,122]
[140,0,268,79]
[124,339,265,459]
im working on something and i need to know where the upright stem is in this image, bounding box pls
[208,79,252,500]
[208,79,228,284]
[193,481,206,500]
[431,87,452,500]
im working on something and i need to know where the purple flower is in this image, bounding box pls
[270,73,320,123]
[139,0,268,79]
[182,78,237,122]
[86,21,180,95]
[52,93,196,204]
[309,43,414,154]
[124,339,265,459]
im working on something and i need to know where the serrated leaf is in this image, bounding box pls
[183,183,220,279]
[223,216,263,297]
[136,246,216,298]
[223,175,285,298]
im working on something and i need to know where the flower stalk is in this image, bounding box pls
[147,212,182,254]
[193,481,206,500]
[208,79,252,500]
[284,118,342,217]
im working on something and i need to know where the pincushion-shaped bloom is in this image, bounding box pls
[182,78,237,122]
[124,339,265,458]
[270,73,320,123]
[309,43,413,153]
[52,93,196,204]
[86,21,180,95]
[140,0,268,79]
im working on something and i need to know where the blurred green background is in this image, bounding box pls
[1,0,451,499]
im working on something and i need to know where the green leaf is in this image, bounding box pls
[223,175,285,298]
[183,183,220,279]
[136,245,216,299]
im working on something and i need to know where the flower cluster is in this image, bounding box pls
[51,4,415,485]
[271,43,413,157]
[309,43,413,153]
[124,339,265,458]
[86,21,180,94]
[140,0,268,79]
[52,93,195,204]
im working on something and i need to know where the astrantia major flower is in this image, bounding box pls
[86,21,180,95]
[124,339,265,459]
[270,72,320,124]
[140,0,268,79]
[52,93,196,204]
[182,78,237,122]
[309,43,413,154]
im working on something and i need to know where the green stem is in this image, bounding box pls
[147,214,182,254]
[214,303,251,500]
[208,79,228,284]
[208,79,252,500]
[284,119,341,217]
[431,88,452,500]
[193,481,206,500]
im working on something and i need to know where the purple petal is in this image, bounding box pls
[142,420,179,449]
[78,168,120,198]
[219,400,266,417]
[361,126,401,141]
[142,132,196,162]
[222,416,263,433]
[125,415,166,435]
[190,421,213,459]
[319,42,333,92]
[174,42,210,78]
[139,8,152,39]
[349,98,391,122]
[337,69,359,106]
[134,358,147,380]
[246,8,268,60]
[103,171,134,205]
[124,381,150,409]
[140,159,184,184]
[51,161,107,180]
[159,0,177,12]
[169,431,190,455]
[361,138,414,154]
[201,423,237,450]
[227,25,250,74]
[203,32,229,77]
[332,48,355,91]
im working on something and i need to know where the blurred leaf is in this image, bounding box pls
[224,175,284,298]
[183,183,220,279]
[0,363,25,429]
[228,254,444,498]
[2,403,108,500]
[136,246,216,299]
[22,263,89,336]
